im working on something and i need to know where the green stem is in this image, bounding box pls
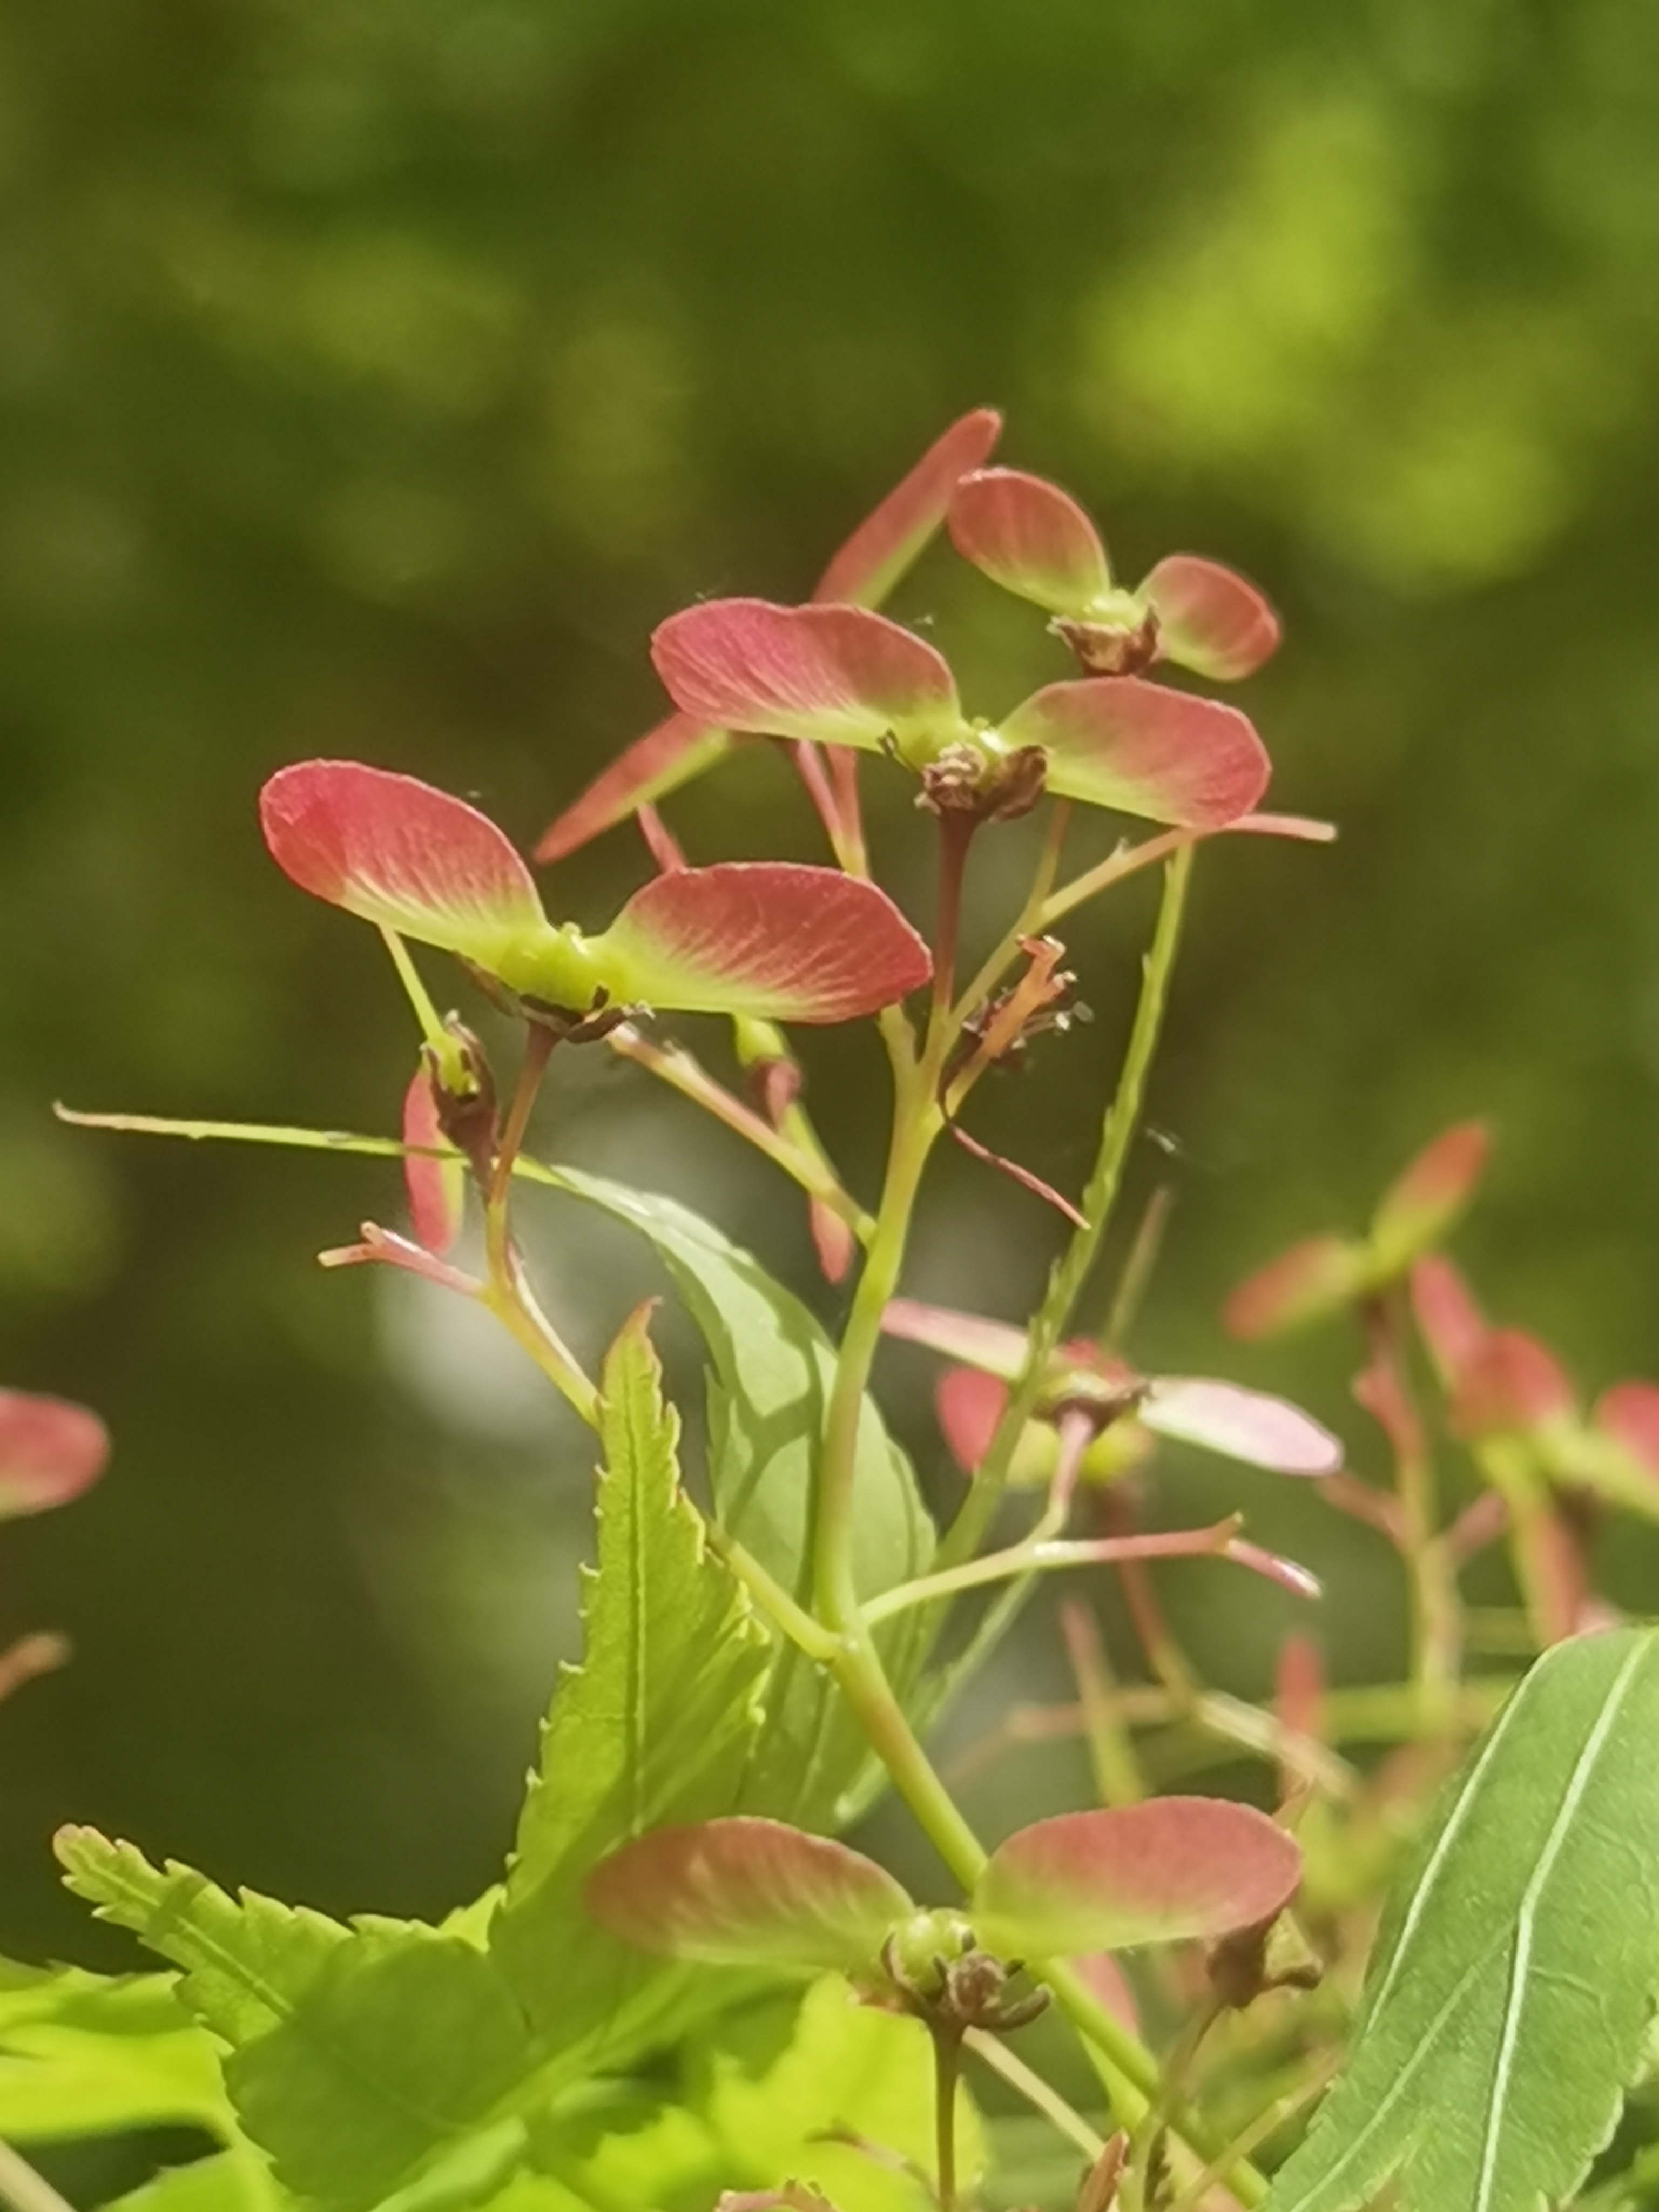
[941,844,1196,1570]
[933,2032,962,2212]
[961,2027,1105,2161]
[860,1520,1242,1628]
[1364,1292,1461,1715]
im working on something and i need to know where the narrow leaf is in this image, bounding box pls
[597,863,930,1023]
[1140,555,1281,680]
[0,1391,108,1519]
[948,468,1112,613]
[586,1818,912,1973]
[1000,679,1271,827]
[651,600,962,752]
[489,1308,773,2061]
[1140,1380,1342,1475]
[535,713,736,865]
[1268,1628,1659,2212]
[261,763,547,970]
[816,407,1002,606]
[972,1802,1301,1959]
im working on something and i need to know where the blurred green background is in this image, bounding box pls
[4,0,1659,1980]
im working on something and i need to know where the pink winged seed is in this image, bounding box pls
[1000,679,1270,828]
[261,763,545,962]
[973,1800,1301,1958]
[585,1817,913,1973]
[1140,1380,1341,1475]
[651,600,962,752]
[536,409,1001,861]
[1371,1120,1490,1260]
[1140,556,1282,682]
[401,1067,466,1256]
[948,468,1113,614]
[1224,1235,1361,1341]
[815,406,1002,606]
[535,716,733,866]
[0,1391,110,1520]
[599,862,931,1023]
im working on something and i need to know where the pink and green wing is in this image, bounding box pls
[650,600,963,754]
[999,680,1271,828]
[1224,1236,1364,1341]
[972,1802,1302,1959]
[261,762,548,973]
[1141,556,1282,681]
[534,715,735,865]
[1370,1121,1490,1269]
[402,1065,467,1255]
[0,1391,110,1520]
[948,468,1113,616]
[1139,1380,1341,1475]
[596,862,930,1023]
[816,407,1003,606]
[585,1817,913,1974]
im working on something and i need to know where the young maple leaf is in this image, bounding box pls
[260,760,930,1025]
[948,466,1280,681]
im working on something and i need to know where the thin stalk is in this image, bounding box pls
[712,1533,843,1664]
[941,845,1196,1569]
[962,2028,1106,2162]
[1060,1597,1146,1808]
[1363,1291,1461,1712]
[0,2139,77,2212]
[1121,1997,1223,2212]
[950,801,1071,1029]
[933,2034,962,2212]
[608,1026,873,1243]
[860,1521,1243,1628]
[378,927,451,1059]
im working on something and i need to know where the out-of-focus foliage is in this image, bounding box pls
[3,0,1659,2059]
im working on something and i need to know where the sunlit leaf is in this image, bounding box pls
[597,863,930,1022]
[532,1168,934,1827]
[816,406,1002,606]
[56,1830,532,2210]
[1140,554,1281,680]
[651,600,962,753]
[0,1960,227,2139]
[948,467,1113,613]
[1224,1235,1364,1340]
[1268,1628,1659,2212]
[586,1818,912,1973]
[261,763,547,970]
[1000,679,1270,826]
[1140,1379,1341,1474]
[0,1390,108,1519]
[490,1308,772,2060]
[972,1802,1301,1959]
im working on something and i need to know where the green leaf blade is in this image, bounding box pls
[1269,1627,1659,2212]
[488,1305,773,2065]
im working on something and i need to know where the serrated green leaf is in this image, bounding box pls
[0,1960,229,2139]
[102,2147,291,2212]
[1269,1626,1659,2212]
[57,1834,535,2212]
[488,1306,772,2065]
[536,1164,935,1825]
